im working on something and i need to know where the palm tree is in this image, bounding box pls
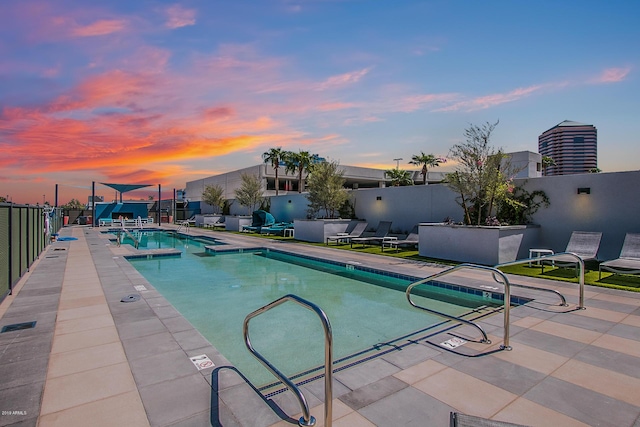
[283,150,316,193]
[409,152,445,185]
[385,169,414,187]
[262,147,284,196]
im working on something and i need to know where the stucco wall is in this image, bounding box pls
[265,170,640,262]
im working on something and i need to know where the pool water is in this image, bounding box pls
[127,233,500,386]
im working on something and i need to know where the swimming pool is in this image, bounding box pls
[127,232,503,386]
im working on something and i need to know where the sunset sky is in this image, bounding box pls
[1,1,638,205]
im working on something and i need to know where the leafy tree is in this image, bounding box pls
[234,173,264,214]
[409,152,446,185]
[202,184,225,213]
[305,160,349,219]
[62,198,85,210]
[497,186,550,225]
[262,147,285,196]
[0,196,6,203]
[445,120,522,225]
[385,168,414,186]
[589,167,602,173]
[283,150,317,193]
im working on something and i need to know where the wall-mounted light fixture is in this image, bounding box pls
[577,187,591,195]
[288,200,292,203]
[376,196,382,201]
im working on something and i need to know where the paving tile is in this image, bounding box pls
[524,376,639,427]
[267,385,323,419]
[121,331,181,361]
[358,386,454,427]
[591,333,640,358]
[40,362,137,415]
[129,349,197,388]
[574,305,629,323]
[47,341,127,379]
[54,313,115,335]
[340,376,408,410]
[511,329,587,358]
[0,381,44,427]
[303,375,352,401]
[493,397,590,427]
[334,358,401,391]
[0,355,49,391]
[393,359,448,385]
[276,399,353,427]
[622,314,640,327]
[551,359,640,406]
[56,304,111,322]
[50,326,119,354]
[607,323,640,341]
[574,344,640,379]
[38,390,149,427]
[491,342,568,375]
[333,411,377,427]
[139,373,214,427]
[453,355,547,396]
[161,315,196,333]
[380,342,441,369]
[0,333,53,363]
[173,328,213,351]
[586,298,638,314]
[547,310,616,333]
[412,368,517,419]
[530,320,602,344]
[115,317,167,340]
[57,295,106,310]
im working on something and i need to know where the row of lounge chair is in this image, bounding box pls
[325,221,420,252]
[537,231,640,278]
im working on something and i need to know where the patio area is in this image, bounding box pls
[1,225,639,426]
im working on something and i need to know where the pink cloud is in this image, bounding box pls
[71,19,128,37]
[316,67,371,91]
[165,5,196,29]
[435,85,545,112]
[593,67,631,83]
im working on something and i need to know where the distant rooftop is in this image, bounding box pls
[543,120,594,133]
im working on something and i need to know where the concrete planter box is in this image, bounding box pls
[419,223,540,265]
[293,219,357,243]
[194,214,223,227]
[225,216,252,232]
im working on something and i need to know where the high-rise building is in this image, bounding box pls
[538,120,597,176]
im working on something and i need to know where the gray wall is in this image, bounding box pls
[265,170,640,261]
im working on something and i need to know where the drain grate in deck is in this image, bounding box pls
[1,321,37,333]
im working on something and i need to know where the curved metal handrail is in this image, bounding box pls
[406,263,512,350]
[495,252,585,310]
[243,294,333,427]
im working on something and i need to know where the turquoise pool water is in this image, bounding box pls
[127,232,500,386]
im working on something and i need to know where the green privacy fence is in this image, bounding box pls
[0,203,63,303]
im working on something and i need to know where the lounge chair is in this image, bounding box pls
[382,226,419,252]
[541,231,602,274]
[326,222,368,245]
[242,210,275,233]
[350,221,393,248]
[260,222,294,236]
[599,233,640,278]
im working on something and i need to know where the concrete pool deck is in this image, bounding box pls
[0,225,639,426]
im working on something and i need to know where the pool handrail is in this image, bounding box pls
[495,252,585,310]
[243,294,333,427]
[406,263,512,350]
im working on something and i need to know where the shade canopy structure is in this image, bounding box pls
[101,183,153,202]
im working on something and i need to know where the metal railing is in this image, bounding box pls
[244,294,333,427]
[117,226,140,249]
[406,264,512,350]
[176,221,190,234]
[495,252,585,310]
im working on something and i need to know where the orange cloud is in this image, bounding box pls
[316,67,371,91]
[164,4,196,29]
